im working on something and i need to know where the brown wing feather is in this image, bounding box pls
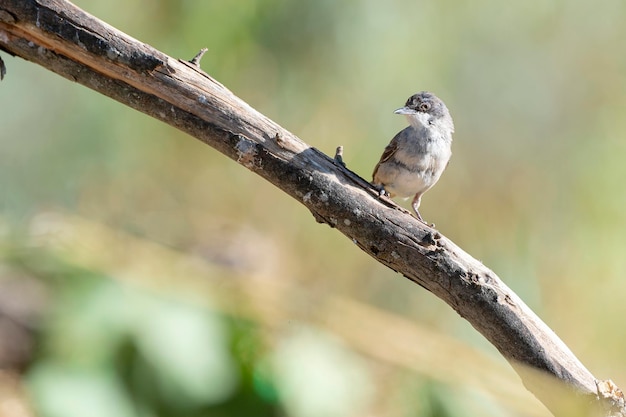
[372,138,399,180]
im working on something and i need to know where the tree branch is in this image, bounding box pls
[0,1,623,415]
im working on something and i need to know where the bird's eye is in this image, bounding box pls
[419,102,431,112]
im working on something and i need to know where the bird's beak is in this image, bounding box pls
[394,106,417,115]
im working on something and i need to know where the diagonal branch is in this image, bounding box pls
[0,1,623,415]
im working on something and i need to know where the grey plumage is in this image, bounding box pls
[372,92,454,223]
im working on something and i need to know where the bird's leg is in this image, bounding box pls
[411,194,428,225]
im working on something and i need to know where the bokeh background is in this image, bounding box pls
[1,0,626,416]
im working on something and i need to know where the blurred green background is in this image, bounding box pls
[1,0,626,416]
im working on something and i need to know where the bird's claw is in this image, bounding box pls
[373,185,389,198]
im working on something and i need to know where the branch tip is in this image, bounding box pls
[596,379,626,414]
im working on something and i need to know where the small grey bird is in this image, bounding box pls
[372,92,454,223]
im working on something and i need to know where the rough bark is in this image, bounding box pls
[0,1,623,415]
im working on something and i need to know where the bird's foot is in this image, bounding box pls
[373,184,389,198]
[413,210,435,228]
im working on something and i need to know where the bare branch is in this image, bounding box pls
[0,1,623,415]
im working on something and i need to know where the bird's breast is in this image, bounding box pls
[374,130,452,198]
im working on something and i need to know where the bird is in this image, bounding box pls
[372,91,454,224]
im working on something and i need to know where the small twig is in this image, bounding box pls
[189,48,208,67]
[333,145,346,167]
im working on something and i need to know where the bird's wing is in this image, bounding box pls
[372,135,400,180]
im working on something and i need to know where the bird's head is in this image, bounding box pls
[394,91,454,133]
